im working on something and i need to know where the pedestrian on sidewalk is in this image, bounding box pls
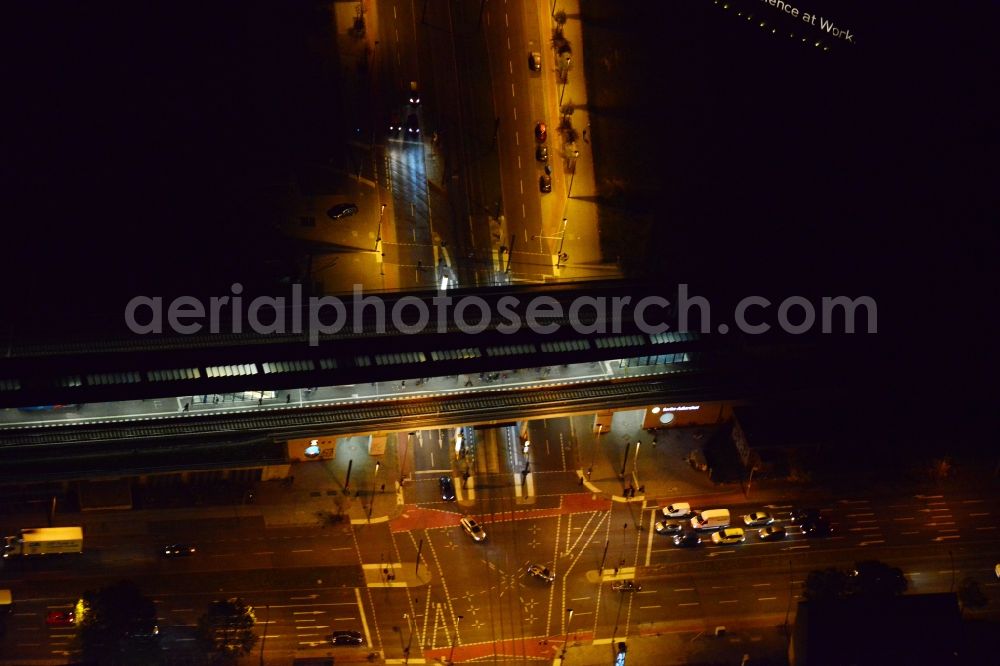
[380,483,386,493]
[582,128,588,143]
[286,394,291,404]
[182,402,190,412]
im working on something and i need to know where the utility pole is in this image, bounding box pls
[449,614,464,663]
[599,538,609,574]
[561,608,574,658]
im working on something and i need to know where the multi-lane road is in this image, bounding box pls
[2,417,999,663]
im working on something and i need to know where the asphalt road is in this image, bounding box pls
[3,454,999,663]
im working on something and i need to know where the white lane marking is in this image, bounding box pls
[673,588,695,592]
[509,61,512,74]
[975,526,997,531]
[678,602,700,607]
[292,549,313,553]
[758,597,777,601]
[511,83,515,97]
[719,600,738,604]
[356,588,373,648]
[639,605,661,609]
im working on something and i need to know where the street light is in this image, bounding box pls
[403,612,415,661]
[555,217,568,267]
[631,441,641,482]
[367,460,382,521]
[561,608,574,658]
[449,614,464,664]
[374,203,386,251]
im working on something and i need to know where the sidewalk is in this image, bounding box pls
[571,410,837,511]
[534,0,621,282]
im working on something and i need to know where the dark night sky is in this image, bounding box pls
[2,0,996,362]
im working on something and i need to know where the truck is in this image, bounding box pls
[690,509,731,531]
[2,527,83,558]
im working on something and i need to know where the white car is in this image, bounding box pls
[742,511,774,527]
[460,516,486,542]
[661,502,692,518]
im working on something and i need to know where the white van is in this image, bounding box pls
[690,508,730,530]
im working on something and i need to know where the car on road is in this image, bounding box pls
[331,630,365,646]
[539,174,552,193]
[534,121,547,142]
[711,528,746,545]
[672,531,700,548]
[45,610,76,627]
[758,525,787,541]
[439,476,456,501]
[536,144,549,162]
[408,81,421,105]
[801,517,833,537]
[661,502,692,518]
[327,203,359,220]
[527,564,555,582]
[529,52,542,72]
[654,520,684,535]
[789,508,821,523]
[406,113,420,136]
[460,516,486,542]
[611,580,642,592]
[995,563,1000,580]
[161,543,196,557]
[388,113,402,136]
[742,511,774,527]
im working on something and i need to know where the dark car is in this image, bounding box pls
[527,563,555,582]
[672,532,701,548]
[789,508,821,524]
[331,630,364,646]
[801,517,833,537]
[535,145,548,162]
[327,203,359,220]
[406,113,420,136]
[388,113,402,136]
[654,520,684,535]
[45,610,76,627]
[162,543,196,557]
[539,174,552,193]
[408,81,421,105]
[529,52,542,72]
[534,121,547,142]
[439,476,456,501]
[758,525,787,541]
